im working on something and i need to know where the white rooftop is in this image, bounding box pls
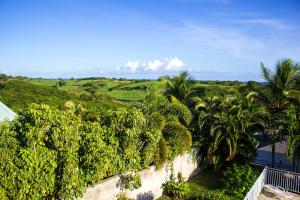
[0,101,16,121]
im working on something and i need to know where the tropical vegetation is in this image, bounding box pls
[0,58,299,199]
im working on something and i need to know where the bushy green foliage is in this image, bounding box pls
[119,173,142,191]
[195,95,264,169]
[79,121,118,185]
[167,95,192,125]
[222,164,259,199]
[154,138,170,168]
[162,180,189,199]
[161,174,230,200]
[57,79,67,87]
[141,90,193,165]
[163,122,192,159]
[162,172,190,200]
[116,192,134,200]
[0,103,165,199]
[184,183,230,200]
[0,122,19,200]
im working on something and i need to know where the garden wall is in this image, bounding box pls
[82,152,198,200]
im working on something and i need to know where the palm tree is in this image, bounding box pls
[165,71,192,103]
[260,59,300,167]
[165,71,204,106]
[261,59,300,109]
[284,104,300,171]
[194,95,262,169]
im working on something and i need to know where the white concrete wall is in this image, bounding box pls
[82,152,198,200]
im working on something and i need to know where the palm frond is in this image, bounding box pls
[283,90,300,101]
[261,62,272,82]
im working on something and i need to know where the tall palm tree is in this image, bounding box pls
[261,59,300,109]
[284,104,300,171]
[260,59,300,167]
[194,95,262,169]
[165,71,192,103]
[165,71,204,106]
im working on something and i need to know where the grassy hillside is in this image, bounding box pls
[29,78,166,101]
[0,79,73,111]
[0,78,123,112]
[0,76,245,112]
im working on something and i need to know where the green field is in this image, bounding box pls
[29,78,167,101]
[0,76,246,112]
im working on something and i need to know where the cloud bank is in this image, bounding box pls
[125,60,139,72]
[123,57,184,73]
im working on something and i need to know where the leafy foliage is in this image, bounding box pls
[222,164,259,199]
[162,122,192,159]
[161,173,230,200]
[119,173,142,191]
[162,172,190,200]
[1,58,299,199]
[195,95,263,169]
[0,104,166,199]
[184,184,230,200]
[259,59,300,167]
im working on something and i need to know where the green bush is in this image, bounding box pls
[57,79,67,87]
[154,137,170,168]
[119,173,142,191]
[162,180,189,199]
[116,192,134,200]
[0,104,165,199]
[161,178,230,200]
[157,196,172,200]
[222,164,259,199]
[162,172,190,200]
[184,183,230,200]
[162,122,192,159]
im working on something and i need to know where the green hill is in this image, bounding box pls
[0,79,123,112]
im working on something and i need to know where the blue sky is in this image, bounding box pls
[0,0,300,80]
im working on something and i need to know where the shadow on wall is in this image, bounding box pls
[137,191,154,200]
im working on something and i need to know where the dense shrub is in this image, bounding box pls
[57,79,67,87]
[162,172,190,200]
[154,137,170,168]
[142,91,193,161]
[161,179,230,200]
[118,173,142,191]
[162,122,192,159]
[0,104,167,199]
[184,183,230,200]
[121,85,148,91]
[222,164,259,199]
[162,180,189,199]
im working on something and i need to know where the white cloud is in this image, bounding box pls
[143,59,163,71]
[125,60,139,72]
[143,57,184,71]
[178,23,264,57]
[122,57,184,73]
[229,19,290,30]
[165,57,184,71]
